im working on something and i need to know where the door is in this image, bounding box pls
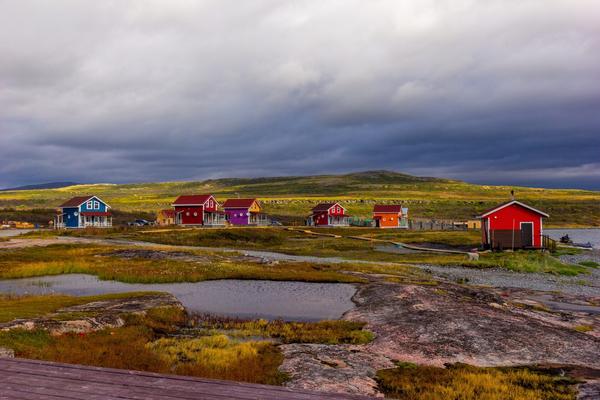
[521,222,533,247]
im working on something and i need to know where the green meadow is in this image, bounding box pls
[1,170,599,226]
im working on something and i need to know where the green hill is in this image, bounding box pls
[1,170,598,226]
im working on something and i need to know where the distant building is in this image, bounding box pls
[477,200,549,249]
[222,198,268,226]
[307,202,350,227]
[372,204,408,228]
[55,196,112,229]
[171,194,225,226]
[156,209,176,226]
[466,219,481,230]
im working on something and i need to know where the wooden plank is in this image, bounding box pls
[0,371,238,400]
[0,358,374,400]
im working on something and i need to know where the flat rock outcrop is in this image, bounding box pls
[0,293,182,335]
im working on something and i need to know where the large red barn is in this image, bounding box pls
[477,200,549,250]
[171,194,225,226]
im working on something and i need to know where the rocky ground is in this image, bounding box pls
[281,276,600,397]
[0,293,182,335]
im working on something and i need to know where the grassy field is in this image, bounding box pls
[52,227,586,275]
[376,362,577,400]
[1,170,598,226]
[0,243,368,283]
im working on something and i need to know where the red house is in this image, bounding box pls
[171,194,225,226]
[307,202,350,227]
[477,200,549,250]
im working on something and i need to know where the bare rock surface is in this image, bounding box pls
[0,347,14,358]
[348,281,600,368]
[281,278,600,396]
[280,343,393,397]
[0,293,182,334]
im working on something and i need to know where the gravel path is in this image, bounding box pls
[416,264,600,297]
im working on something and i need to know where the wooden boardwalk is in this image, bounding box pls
[0,358,374,400]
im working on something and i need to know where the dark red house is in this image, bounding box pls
[477,200,549,249]
[307,202,350,227]
[171,194,225,226]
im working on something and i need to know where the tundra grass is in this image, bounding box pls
[192,314,374,344]
[0,305,286,385]
[376,362,577,400]
[0,292,159,323]
[0,244,365,283]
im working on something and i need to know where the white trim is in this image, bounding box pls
[476,200,549,218]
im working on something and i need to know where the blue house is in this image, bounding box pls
[55,196,112,228]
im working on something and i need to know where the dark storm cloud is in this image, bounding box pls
[1,0,600,189]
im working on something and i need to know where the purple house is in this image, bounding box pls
[222,198,269,226]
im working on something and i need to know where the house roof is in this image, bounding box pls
[373,205,402,213]
[311,203,338,212]
[223,198,258,208]
[172,194,213,206]
[477,200,549,219]
[58,196,95,208]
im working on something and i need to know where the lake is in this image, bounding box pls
[545,228,600,248]
[0,274,357,321]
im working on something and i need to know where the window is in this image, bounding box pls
[93,201,100,210]
[193,212,197,216]
[86,201,93,209]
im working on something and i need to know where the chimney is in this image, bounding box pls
[510,190,515,200]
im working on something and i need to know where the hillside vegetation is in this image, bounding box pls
[1,170,598,226]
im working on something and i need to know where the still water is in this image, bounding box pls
[545,229,600,248]
[0,274,357,321]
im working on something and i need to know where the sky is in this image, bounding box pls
[1,0,599,190]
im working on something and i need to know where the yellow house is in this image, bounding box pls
[156,209,176,226]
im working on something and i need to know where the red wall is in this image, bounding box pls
[313,211,329,226]
[328,205,346,216]
[175,206,204,225]
[484,204,543,248]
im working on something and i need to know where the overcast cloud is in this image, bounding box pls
[1,0,599,189]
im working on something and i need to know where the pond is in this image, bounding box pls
[545,228,600,249]
[0,274,357,321]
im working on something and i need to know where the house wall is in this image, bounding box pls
[373,212,401,228]
[312,211,329,226]
[328,205,345,216]
[484,204,543,248]
[175,206,204,225]
[63,207,80,228]
[225,208,250,225]
[80,198,108,213]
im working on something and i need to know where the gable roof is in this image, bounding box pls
[59,195,109,209]
[311,202,346,212]
[172,194,214,206]
[222,198,258,208]
[373,204,402,213]
[477,200,549,218]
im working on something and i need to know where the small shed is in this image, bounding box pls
[477,200,549,250]
[372,204,408,228]
[307,202,350,227]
